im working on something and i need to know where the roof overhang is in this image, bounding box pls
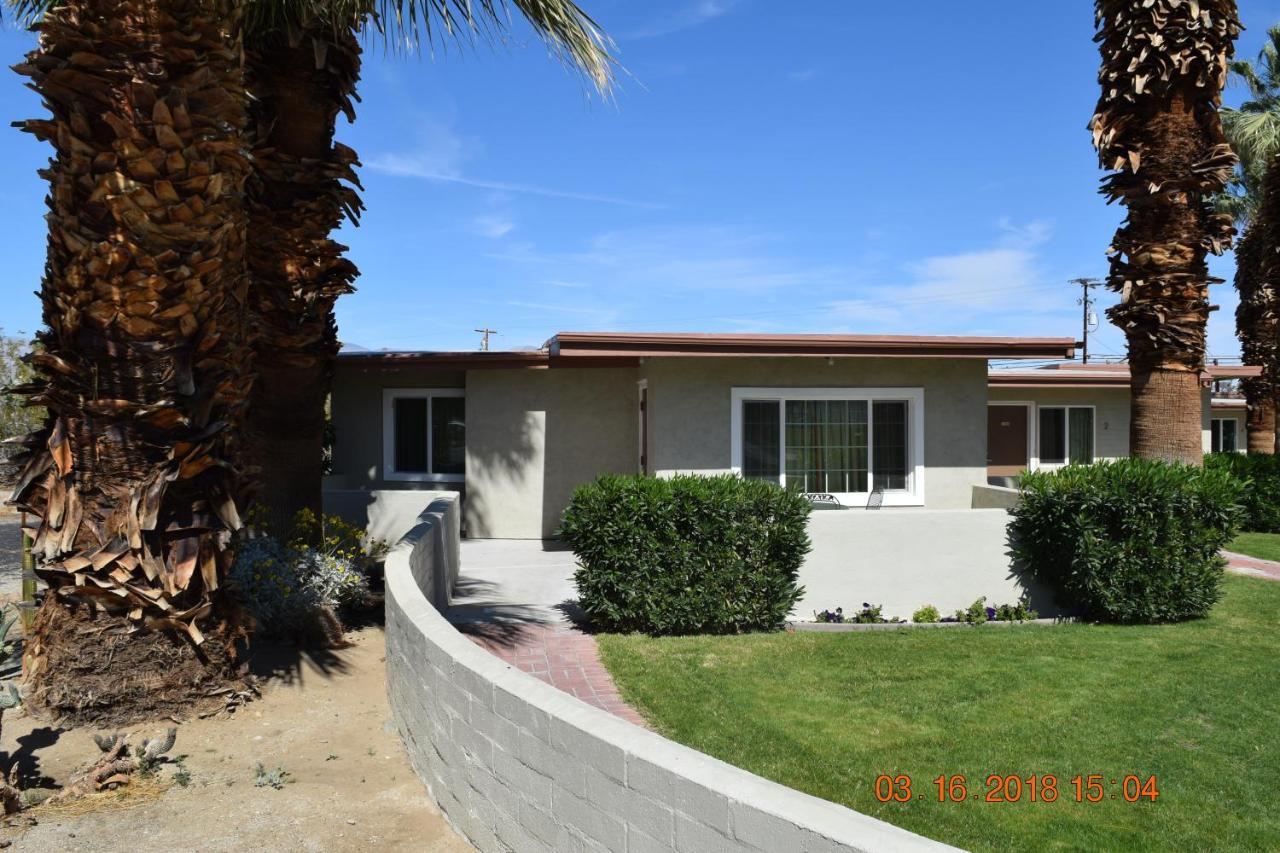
[549,332,1078,360]
[336,351,553,370]
[988,363,1262,388]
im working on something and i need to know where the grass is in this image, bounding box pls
[1228,532,1280,562]
[598,575,1280,852]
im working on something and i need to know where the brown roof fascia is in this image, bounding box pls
[550,332,1077,360]
[337,351,551,370]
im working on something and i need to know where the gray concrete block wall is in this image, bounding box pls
[384,493,957,853]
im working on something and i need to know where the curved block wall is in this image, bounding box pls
[384,494,955,853]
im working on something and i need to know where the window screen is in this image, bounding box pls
[872,401,909,490]
[784,400,869,493]
[742,400,781,480]
[1039,408,1066,464]
[432,396,466,475]
[394,398,429,473]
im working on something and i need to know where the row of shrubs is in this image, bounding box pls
[1203,452,1280,533]
[563,458,1248,637]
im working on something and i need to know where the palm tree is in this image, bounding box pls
[7,0,254,720]
[1219,26,1280,453]
[1090,0,1242,464]
[241,1,614,535]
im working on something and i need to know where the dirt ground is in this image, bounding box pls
[0,627,471,852]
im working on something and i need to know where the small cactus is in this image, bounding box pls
[0,683,20,711]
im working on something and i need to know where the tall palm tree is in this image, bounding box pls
[241,1,614,535]
[1090,0,1242,464]
[7,0,254,720]
[1219,26,1280,453]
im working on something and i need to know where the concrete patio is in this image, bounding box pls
[446,508,1030,627]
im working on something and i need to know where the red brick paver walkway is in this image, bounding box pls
[1225,551,1280,582]
[465,625,648,728]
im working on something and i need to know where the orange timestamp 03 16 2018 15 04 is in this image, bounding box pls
[873,773,1160,804]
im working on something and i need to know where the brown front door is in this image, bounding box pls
[988,405,1028,477]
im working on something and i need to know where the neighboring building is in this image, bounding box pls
[986,363,1259,481]
[328,332,1076,538]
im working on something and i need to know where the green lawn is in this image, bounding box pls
[598,575,1280,852]
[1228,532,1280,562]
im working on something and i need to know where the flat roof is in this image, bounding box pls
[338,331,1079,368]
[989,362,1261,388]
[550,331,1078,359]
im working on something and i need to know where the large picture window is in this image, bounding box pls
[733,388,923,505]
[383,389,465,482]
[1211,418,1239,454]
[1038,406,1094,465]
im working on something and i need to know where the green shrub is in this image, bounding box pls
[1010,459,1243,624]
[912,605,940,623]
[1204,452,1280,533]
[560,474,811,635]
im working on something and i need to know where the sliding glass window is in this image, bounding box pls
[383,389,466,481]
[738,393,913,496]
[1038,406,1094,466]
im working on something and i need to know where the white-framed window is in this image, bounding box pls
[730,387,925,506]
[1037,406,1094,466]
[1211,418,1239,454]
[382,389,465,482]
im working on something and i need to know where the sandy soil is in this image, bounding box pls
[0,627,471,852]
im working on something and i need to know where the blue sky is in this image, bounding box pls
[4,0,1280,357]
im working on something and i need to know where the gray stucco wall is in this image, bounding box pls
[988,386,1132,461]
[329,363,465,492]
[989,385,1215,461]
[641,357,989,509]
[465,368,638,539]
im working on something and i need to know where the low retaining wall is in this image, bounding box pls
[385,494,956,853]
[971,484,1021,510]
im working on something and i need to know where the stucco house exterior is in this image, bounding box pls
[327,331,1076,538]
[985,362,1259,480]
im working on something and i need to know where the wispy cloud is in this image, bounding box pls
[627,0,740,39]
[820,219,1065,334]
[787,67,820,83]
[492,224,846,294]
[365,153,663,209]
[470,214,515,239]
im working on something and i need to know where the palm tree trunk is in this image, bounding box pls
[244,26,362,537]
[1091,1,1241,464]
[1234,224,1278,453]
[8,0,252,722]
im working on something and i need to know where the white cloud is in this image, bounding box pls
[492,224,845,294]
[471,215,515,239]
[365,152,661,209]
[820,220,1067,334]
[628,0,740,39]
[787,68,820,83]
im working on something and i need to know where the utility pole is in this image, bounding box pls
[1072,278,1102,364]
[474,328,496,352]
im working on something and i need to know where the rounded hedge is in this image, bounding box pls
[1203,452,1280,533]
[560,474,811,635]
[1009,459,1243,624]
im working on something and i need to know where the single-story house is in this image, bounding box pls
[328,331,1076,538]
[986,362,1259,480]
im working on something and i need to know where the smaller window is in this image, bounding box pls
[1211,418,1239,454]
[1038,406,1094,465]
[384,390,465,481]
